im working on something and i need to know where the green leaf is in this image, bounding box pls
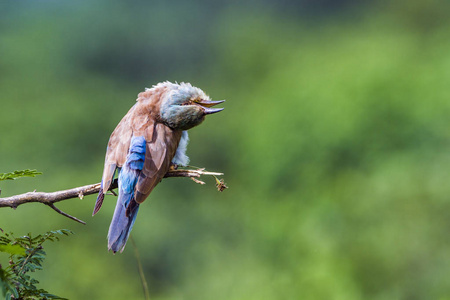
[0,169,43,181]
[0,229,73,299]
[0,244,26,256]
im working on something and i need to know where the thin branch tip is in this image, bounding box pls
[48,204,86,225]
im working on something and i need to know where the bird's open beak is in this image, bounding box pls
[197,99,225,115]
[197,99,225,108]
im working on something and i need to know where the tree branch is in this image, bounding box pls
[0,168,224,224]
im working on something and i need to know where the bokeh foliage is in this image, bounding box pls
[1,0,450,299]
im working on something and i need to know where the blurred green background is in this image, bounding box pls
[1,0,450,299]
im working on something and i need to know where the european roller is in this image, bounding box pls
[92,82,224,253]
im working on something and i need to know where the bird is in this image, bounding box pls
[92,81,224,253]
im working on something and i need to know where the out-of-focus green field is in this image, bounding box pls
[1,1,450,299]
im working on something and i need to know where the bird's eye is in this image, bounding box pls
[182,99,195,106]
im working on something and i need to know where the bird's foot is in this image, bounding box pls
[169,163,179,171]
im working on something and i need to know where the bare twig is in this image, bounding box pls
[48,203,87,225]
[0,168,224,224]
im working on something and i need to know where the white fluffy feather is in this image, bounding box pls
[172,131,190,166]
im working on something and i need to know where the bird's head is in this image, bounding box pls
[159,82,224,131]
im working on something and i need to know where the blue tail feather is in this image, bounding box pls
[108,193,140,253]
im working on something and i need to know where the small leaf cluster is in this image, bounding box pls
[0,170,43,181]
[0,229,73,300]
